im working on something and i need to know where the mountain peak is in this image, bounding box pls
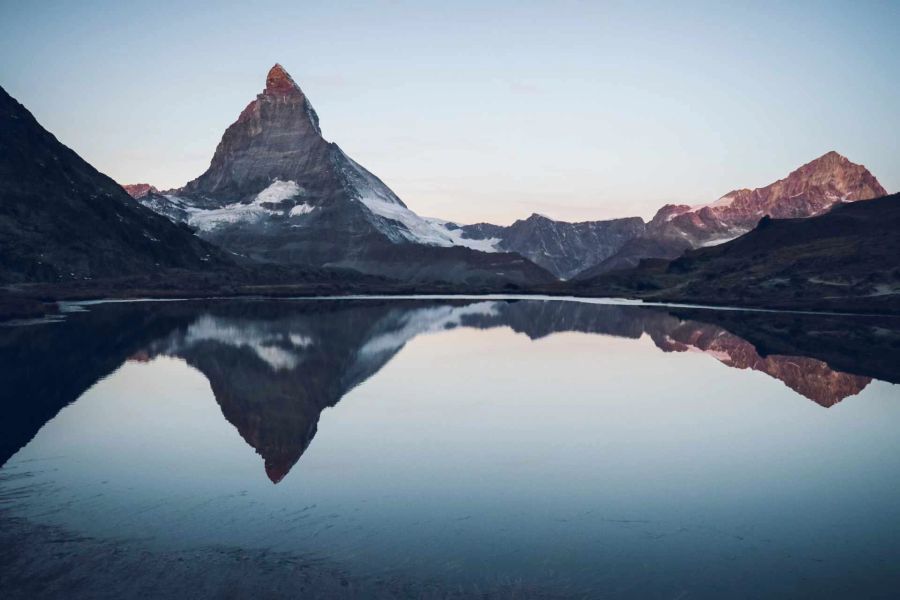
[265,63,301,96]
[786,151,886,196]
[121,183,159,199]
[804,150,850,170]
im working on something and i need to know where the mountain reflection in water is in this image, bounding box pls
[1,298,897,482]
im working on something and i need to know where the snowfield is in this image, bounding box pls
[159,180,307,232]
[256,180,303,204]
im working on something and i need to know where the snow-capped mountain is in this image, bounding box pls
[128,66,886,285]
[135,64,553,285]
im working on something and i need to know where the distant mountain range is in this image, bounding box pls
[122,64,889,284]
[461,150,886,279]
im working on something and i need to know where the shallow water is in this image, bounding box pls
[2,298,899,598]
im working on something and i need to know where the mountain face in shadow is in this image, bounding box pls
[0,86,229,284]
[2,300,896,480]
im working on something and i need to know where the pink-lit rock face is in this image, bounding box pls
[581,151,889,277]
[648,151,887,244]
[265,63,303,97]
[121,183,158,199]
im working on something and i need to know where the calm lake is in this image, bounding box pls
[1,297,899,599]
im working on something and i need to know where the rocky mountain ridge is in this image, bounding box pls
[122,183,158,199]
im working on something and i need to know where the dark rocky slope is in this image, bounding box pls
[0,86,229,284]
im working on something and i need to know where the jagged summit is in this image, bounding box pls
[787,150,885,194]
[265,63,303,97]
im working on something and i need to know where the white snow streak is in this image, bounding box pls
[177,179,306,232]
[338,149,499,251]
[289,203,315,216]
[256,180,302,204]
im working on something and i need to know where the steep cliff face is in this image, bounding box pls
[135,64,554,285]
[181,64,333,205]
[576,151,888,278]
[0,85,228,284]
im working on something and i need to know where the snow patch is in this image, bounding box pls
[687,193,737,213]
[289,203,316,217]
[697,232,745,247]
[708,193,736,208]
[256,179,302,205]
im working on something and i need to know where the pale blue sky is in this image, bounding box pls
[1,0,897,223]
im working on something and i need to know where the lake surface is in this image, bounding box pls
[1,297,899,599]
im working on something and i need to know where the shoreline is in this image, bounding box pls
[3,288,899,324]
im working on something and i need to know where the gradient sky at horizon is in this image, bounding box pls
[1,0,898,224]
